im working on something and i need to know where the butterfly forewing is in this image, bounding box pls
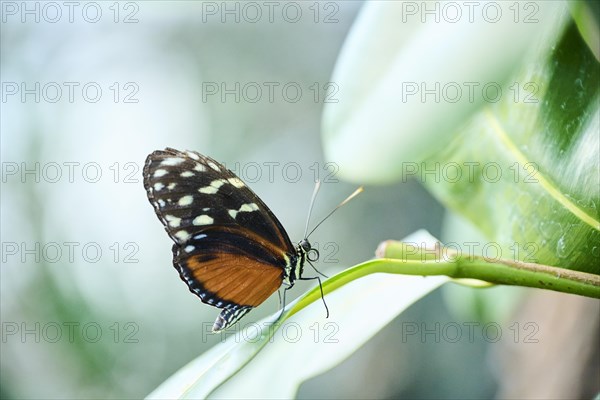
[143,148,298,331]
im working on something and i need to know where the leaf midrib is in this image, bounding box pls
[485,109,600,231]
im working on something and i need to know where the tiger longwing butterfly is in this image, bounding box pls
[143,148,361,332]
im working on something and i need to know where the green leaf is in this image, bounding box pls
[423,21,600,273]
[322,3,598,273]
[146,231,448,399]
[322,1,569,183]
[569,0,600,61]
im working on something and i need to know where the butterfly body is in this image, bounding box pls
[143,148,308,332]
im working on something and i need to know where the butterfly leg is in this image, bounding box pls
[299,276,329,318]
[275,285,294,323]
[306,259,329,278]
[278,289,282,309]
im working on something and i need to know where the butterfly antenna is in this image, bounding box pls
[306,186,364,239]
[303,180,322,238]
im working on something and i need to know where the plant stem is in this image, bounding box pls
[289,242,600,318]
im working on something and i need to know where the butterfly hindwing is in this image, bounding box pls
[143,148,297,331]
[173,242,286,306]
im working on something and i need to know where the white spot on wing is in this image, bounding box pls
[240,203,259,212]
[167,182,177,190]
[154,169,168,177]
[157,199,166,207]
[175,230,190,241]
[165,215,181,227]
[208,161,220,171]
[228,203,259,219]
[184,245,195,252]
[194,233,207,240]
[193,215,214,225]
[161,157,185,166]
[194,164,206,172]
[199,186,218,195]
[199,179,227,194]
[178,195,193,206]
[186,151,200,160]
[180,171,194,177]
[228,177,245,188]
[153,182,164,191]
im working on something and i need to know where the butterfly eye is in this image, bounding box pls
[299,239,311,252]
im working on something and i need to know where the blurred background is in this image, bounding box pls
[1,1,597,399]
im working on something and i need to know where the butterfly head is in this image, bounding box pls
[286,239,314,284]
[298,239,320,263]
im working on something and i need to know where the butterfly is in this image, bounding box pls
[143,148,362,332]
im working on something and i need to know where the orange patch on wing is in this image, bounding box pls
[186,253,284,307]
